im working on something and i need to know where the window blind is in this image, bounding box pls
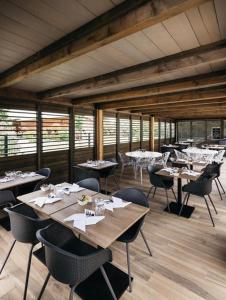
[120,117,130,143]
[103,115,117,145]
[132,118,141,142]
[75,113,94,149]
[143,119,149,141]
[42,111,69,152]
[0,108,37,157]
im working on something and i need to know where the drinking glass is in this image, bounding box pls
[94,199,105,216]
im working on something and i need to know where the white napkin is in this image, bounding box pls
[0,178,14,183]
[101,197,131,211]
[29,196,62,207]
[182,170,200,176]
[161,167,174,172]
[64,213,105,232]
[70,183,85,193]
[21,172,38,178]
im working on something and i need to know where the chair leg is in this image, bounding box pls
[185,193,190,206]
[147,186,153,199]
[23,244,35,300]
[208,195,218,214]
[179,193,189,216]
[37,272,51,300]
[203,196,215,227]
[171,188,177,202]
[120,165,124,178]
[69,284,77,300]
[140,229,152,256]
[217,177,225,194]
[100,266,117,300]
[113,175,119,190]
[215,179,223,200]
[0,239,16,275]
[153,187,157,199]
[105,177,108,195]
[165,189,170,213]
[126,243,132,293]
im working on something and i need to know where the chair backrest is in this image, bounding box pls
[162,152,170,165]
[147,164,169,187]
[76,178,100,192]
[113,187,148,208]
[37,223,107,286]
[213,150,225,163]
[112,188,149,242]
[118,152,127,164]
[4,203,43,243]
[36,168,51,178]
[73,166,100,183]
[174,149,188,161]
[0,190,16,207]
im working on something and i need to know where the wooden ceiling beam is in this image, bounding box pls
[130,99,226,113]
[39,38,226,100]
[0,0,208,88]
[153,110,226,118]
[0,88,73,106]
[72,71,226,104]
[98,86,226,109]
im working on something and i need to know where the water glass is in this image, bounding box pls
[94,199,105,216]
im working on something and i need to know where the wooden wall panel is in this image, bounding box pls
[0,154,36,176]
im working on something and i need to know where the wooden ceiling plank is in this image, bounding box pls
[0,0,209,88]
[98,86,226,109]
[42,38,226,99]
[72,70,226,104]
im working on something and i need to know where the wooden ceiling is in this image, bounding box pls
[0,0,226,119]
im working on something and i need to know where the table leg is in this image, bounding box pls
[164,177,195,218]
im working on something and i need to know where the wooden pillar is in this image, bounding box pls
[140,115,143,149]
[95,109,103,160]
[36,103,42,170]
[69,106,75,182]
[150,116,155,151]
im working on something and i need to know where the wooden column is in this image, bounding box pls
[36,103,42,170]
[150,116,155,151]
[140,115,143,149]
[69,106,75,182]
[95,109,103,160]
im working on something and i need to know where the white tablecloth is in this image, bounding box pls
[126,151,162,159]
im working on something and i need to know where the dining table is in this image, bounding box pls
[0,172,45,191]
[155,167,201,218]
[78,160,118,171]
[17,183,149,298]
[126,151,162,183]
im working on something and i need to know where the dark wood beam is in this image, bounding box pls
[0,0,208,88]
[72,71,226,104]
[154,110,226,118]
[98,86,226,109]
[39,39,226,99]
[0,88,73,106]
[131,99,226,113]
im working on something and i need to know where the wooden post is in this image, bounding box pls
[95,109,103,160]
[36,103,42,170]
[150,116,154,151]
[69,106,75,182]
[140,115,143,149]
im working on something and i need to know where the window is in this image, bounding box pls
[120,117,130,143]
[143,119,149,141]
[0,108,37,157]
[160,122,165,139]
[42,112,69,152]
[103,115,116,145]
[191,120,205,142]
[132,118,141,142]
[177,121,191,140]
[166,122,170,139]
[154,121,159,140]
[207,120,221,140]
[75,113,94,148]
[171,122,175,138]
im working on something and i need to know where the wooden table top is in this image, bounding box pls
[78,161,118,170]
[0,174,45,190]
[18,186,149,249]
[172,159,207,166]
[17,185,98,216]
[51,193,149,249]
[156,168,201,181]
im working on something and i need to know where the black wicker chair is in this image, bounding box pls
[36,223,117,300]
[180,170,217,226]
[147,165,177,212]
[76,178,100,193]
[33,168,51,191]
[112,188,152,292]
[0,203,51,300]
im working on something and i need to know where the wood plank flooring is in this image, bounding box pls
[1,161,226,299]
